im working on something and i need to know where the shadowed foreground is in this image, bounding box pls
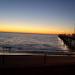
[0,54,75,68]
[1,54,75,74]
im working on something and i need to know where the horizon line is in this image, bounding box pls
[0,31,72,35]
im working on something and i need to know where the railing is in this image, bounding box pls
[0,49,75,56]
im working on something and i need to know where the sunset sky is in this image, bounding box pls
[0,0,75,34]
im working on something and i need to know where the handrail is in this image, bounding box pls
[0,50,75,56]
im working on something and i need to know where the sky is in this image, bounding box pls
[0,0,75,34]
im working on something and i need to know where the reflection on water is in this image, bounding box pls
[0,32,69,53]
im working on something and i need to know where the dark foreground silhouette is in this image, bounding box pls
[58,34,75,51]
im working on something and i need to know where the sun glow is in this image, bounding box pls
[0,21,73,34]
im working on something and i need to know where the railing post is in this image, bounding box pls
[44,51,47,65]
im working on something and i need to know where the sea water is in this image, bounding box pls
[0,32,69,53]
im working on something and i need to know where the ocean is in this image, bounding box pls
[0,32,69,54]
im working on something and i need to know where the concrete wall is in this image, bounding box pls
[0,55,75,68]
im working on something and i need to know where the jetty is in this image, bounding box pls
[58,24,75,50]
[58,34,75,51]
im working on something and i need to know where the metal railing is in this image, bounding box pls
[0,48,75,56]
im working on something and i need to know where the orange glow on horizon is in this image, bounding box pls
[0,29,73,34]
[0,21,73,34]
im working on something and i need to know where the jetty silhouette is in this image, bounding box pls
[58,24,75,51]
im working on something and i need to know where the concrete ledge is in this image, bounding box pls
[0,55,75,68]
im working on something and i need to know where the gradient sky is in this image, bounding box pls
[0,0,75,34]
